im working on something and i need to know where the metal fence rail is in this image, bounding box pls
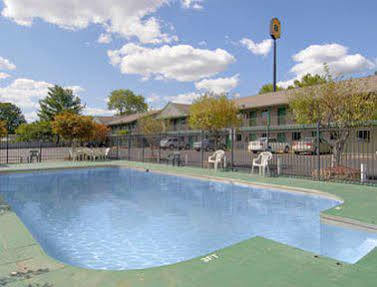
[1,123,376,185]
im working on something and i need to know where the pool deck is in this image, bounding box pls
[1,160,377,287]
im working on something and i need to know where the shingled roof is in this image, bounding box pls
[93,116,117,125]
[156,102,191,119]
[108,110,160,126]
[235,75,377,110]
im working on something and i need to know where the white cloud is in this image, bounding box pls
[198,40,207,46]
[84,107,114,116]
[0,78,85,121]
[0,72,10,80]
[65,85,85,94]
[167,92,201,104]
[97,33,112,44]
[0,56,16,70]
[1,0,177,44]
[240,38,273,56]
[195,74,239,94]
[182,0,203,9]
[0,78,53,110]
[108,43,235,82]
[278,43,376,88]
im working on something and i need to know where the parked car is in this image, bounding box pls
[159,137,190,150]
[248,137,290,154]
[292,137,332,155]
[268,138,290,153]
[248,137,268,154]
[193,139,227,152]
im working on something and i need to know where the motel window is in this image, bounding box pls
[261,109,269,125]
[292,132,301,141]
[357,130,370,142]
[277,133,287,143]
[277,107,287,125]
[249,111,257,126]
[249,133,257,141]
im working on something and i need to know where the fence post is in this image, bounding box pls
[277,157,281,176]
[361,164,367,183]
[231,128,234,171]
[200,131,204,168]
[316,121,321,181]
[158,134,161,164]
[128,135,131,160]
[142,135,145,162]
[39,141,42,162]
[6,133,8,164]
[116,136,119,160]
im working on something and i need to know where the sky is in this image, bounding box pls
[0,0,376,122]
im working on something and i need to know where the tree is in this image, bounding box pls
[137,115,166,157]
[189,94,240,132]
[289,73,377,166]
[259,84,284,94]
[0,103,26,133]
[107,89,148,116]
[15,121,54,142]
[52,112,95,148]
[91,123,110,144]
[288,73,328,89]
[0,121,8,138]
[38,85,84,121]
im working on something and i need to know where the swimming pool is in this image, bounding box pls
[0,167,376,270]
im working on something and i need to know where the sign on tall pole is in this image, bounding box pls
[270,18,281,92]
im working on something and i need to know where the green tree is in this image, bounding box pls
[289,73,377,166]
[288,73,328,89]
[259,84,284,94]
[38,85,84,121]
[107,89,148,116]
[15,121,54,142]
[189,94,240,132]
[0,103,26,134]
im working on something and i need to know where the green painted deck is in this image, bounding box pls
[1,161,377,287]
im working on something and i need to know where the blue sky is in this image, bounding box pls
[0,0,376,121]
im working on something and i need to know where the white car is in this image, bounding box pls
[248,137,268,154]
[248,138,290,154]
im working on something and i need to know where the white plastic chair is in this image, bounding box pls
[251,152,273,176]
[208,150,225,172]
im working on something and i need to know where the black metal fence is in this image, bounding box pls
[1,123,376,185]
[109,123,377,185]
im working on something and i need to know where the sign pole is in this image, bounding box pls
[273,38,277,92]
[270,18,281,92]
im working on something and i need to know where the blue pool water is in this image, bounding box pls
[0,167,376,270]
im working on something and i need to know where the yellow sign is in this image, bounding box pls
[270,18,281,39]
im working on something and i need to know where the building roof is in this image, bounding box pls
[235,75,377,110]
[108,110,160,126]
[93,116,117,125]
[156,102,191,119]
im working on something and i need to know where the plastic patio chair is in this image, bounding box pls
[208,150,226,172]
[251,152,273,176]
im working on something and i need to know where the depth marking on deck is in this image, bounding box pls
[200,254,219,263]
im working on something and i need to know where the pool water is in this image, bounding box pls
[0,167,376,270]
